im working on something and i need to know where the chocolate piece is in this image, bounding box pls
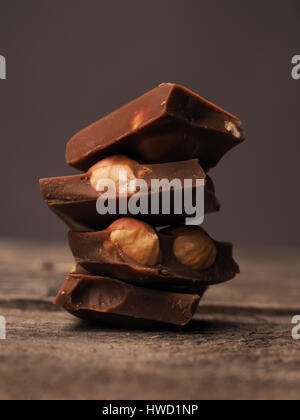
[68,224,239,293]
[54,273,206,326]
[66,83,245,172]
[40,159,219,231]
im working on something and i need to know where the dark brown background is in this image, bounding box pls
[0,0,299,245]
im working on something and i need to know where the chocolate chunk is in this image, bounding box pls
[66,83,245,172]
[40,159,219,231]
[68,223,239,293]
[54,272,206,326]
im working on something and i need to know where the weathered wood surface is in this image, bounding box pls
[0,239,300,400]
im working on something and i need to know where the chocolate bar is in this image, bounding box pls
[68,220,239,293]
[39,81,244,329]
[40,158,219,231]
[66,83,245,172]
[54,272,206,326]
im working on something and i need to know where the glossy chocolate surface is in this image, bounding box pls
[40,159,219,230]
[68,225,239,293]
[54,272,206,326]
[66,83,245,172]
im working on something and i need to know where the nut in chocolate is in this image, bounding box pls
[94,172,205,225]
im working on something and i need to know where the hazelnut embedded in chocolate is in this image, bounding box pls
[88,155,138,193]
[106,218,160,266]
[173,226,217,271]
[66,83,245,172]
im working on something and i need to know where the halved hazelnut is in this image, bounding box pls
[88,155,138,193]
[106,218,160,266]
[173,227,217,271]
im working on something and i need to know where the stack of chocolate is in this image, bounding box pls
[40,83,245,327]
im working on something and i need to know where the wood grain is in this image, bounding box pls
[0,239,300,400]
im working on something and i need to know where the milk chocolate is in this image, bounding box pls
[40,159,219,231]
[68,225,239,293]
[54,273,206,326]
[66,83,245,172]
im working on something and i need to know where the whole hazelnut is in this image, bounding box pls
[173,227,217,271]
[88,155,138,194]
[106,218,160,266]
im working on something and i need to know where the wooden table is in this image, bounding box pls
[0,239,300,400]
